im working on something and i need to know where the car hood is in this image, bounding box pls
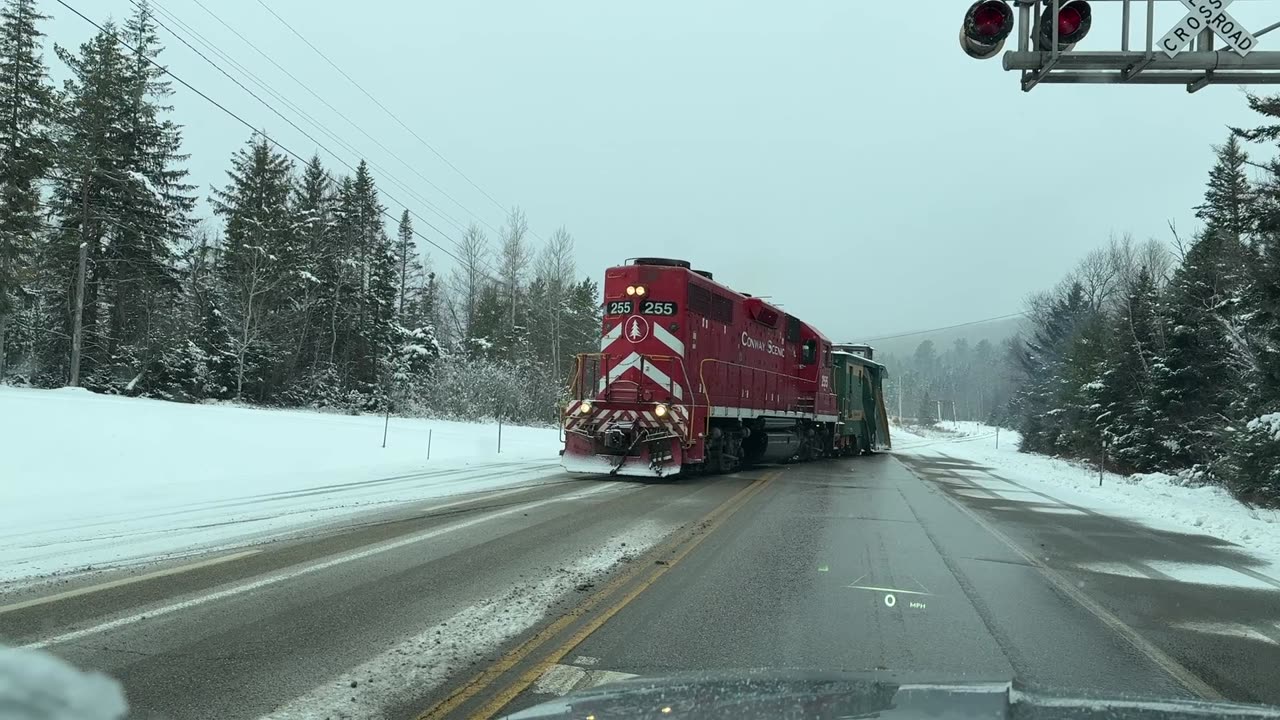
[501,669,1280,720]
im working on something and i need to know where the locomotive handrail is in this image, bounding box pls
[697,358,823,435]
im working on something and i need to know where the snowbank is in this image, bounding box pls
[891,421,1280,567]
[0,387,564,585]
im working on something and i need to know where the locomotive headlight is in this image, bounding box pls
[625,286,636,296]
[579,400,593,414]
[635,285,647,296]
[654,403,669,418]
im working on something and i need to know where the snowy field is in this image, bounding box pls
[892,421,1280,569]
[0,387,565,586]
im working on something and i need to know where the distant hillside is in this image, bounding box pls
[856,316,1024,364]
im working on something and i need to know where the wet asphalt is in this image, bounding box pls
[4,451,1278,719]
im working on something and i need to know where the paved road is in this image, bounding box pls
[3,451,1277,720]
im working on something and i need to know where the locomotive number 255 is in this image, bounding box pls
[641,301,677,316]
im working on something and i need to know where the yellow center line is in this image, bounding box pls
[0,549,261,615]
[416,472,778,720]
[467,473,778,720]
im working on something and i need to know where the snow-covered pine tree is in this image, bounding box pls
[392,209,425,325]
[916,393,936,426]
[1197,134,1253,243]
[1150,138,1255,471]
[41,26,136,387]
[340,161,395,401]
[210,135,297,401]
[1094,269,1169,473]
[562,276,601,363]
[1222,92,1280,502]
[416,269,440,338]
[1055,306,1110,460]
[287,154,339,402]
[0,0,55,380]
[1234,92,1280,406]
[468,280,504,359]
[105,1,195,393]
[1010,282,1088,453]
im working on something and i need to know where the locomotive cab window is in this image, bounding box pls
[801,339,817,365]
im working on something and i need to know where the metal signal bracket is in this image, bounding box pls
[1007,0,1280,93]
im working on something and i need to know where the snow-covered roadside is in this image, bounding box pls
[0,387,564,585]
[260,519,674,720]
[891,421,1280,567]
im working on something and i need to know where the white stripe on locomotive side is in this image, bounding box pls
[600,321,623,351]
[707,406,838,423]
[652,322,685,357]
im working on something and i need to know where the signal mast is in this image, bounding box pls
[960,0,1280,92]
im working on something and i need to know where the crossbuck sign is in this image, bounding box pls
[1159,0,1258,58]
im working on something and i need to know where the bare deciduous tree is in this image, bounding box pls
[449,223,490,338]
[535,226,576,373]
[498,207,530,332]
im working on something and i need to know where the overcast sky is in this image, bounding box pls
[42,0,1279,340]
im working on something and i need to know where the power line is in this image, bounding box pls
[142,0,476,250]
[860,312,1028,343]
[57,0,517,295]
[186,0,502,237]
[78,0,467,267]
[147,0,469,237]
[253,0,528,233]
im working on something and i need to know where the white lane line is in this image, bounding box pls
[23,482,627,649]
[573,655,600,666]
[0,549,261,615]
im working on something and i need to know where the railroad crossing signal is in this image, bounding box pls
[960,0,1280,93]
[961,1,1015,59]
[1159,0,1256,58]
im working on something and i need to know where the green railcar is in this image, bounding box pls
[832,346,892,454]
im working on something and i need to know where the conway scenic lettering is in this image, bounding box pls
[741,332,786,358]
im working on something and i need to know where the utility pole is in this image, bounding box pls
[68,172,90,388]
[897,376,904,423]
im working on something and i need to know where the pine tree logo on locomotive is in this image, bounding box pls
[561,257,892,478]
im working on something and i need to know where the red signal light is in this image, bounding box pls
[1038,1,1092,51]
[960,1,1014,60]
[1059,6,1085,35]
[973,4,1009,38]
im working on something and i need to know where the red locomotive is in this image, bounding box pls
[561,257,890,478]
